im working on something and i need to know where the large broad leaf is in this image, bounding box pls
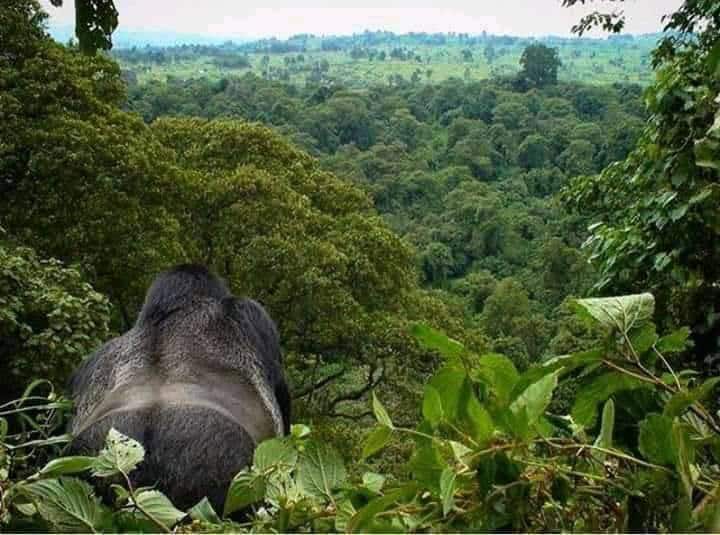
[439,468,456,517]
[571,372,649,428]
[38,456,96,478]
[573,293,655,333]
[472,354,519,407]
[223,470,266,517]
[429,367,467,422]
[188,497,221,525]
[511,349,603,400]
[296,440,347,500]
[254,437,298,472]
[132,489,186,529]
[361,426,393,460]
[458,378,493,444]
[411,323,464,360]
[20,477,109,533]
[92,428,144,477]
[638,413,676,465]
[510,371,559,431]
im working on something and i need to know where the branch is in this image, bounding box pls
[293,367,346,399]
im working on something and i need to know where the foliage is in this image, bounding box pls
[564,0,720,366]
[0,241,111,401]
[4,293,720,532]
[519,43,562,87]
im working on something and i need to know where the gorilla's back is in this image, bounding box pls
[69,290,287,511]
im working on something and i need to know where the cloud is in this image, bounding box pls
[41,0,684,39]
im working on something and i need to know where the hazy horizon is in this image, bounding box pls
[41,0,683,41]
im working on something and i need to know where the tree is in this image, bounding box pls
[517,134,550,170]
[49,0,118,54]
[563,0,720,366]
[519,43,562,87]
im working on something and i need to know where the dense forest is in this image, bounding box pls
[1,0,719,532]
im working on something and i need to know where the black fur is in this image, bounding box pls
[68,265,290,511]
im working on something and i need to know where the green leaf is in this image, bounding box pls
[297,440,347,500]
[189,497,221,525]
[459,379,494,444]
[91,428,144,478]
[439,468,456,517]
[132,489,186,529]
[372,392,394,428]
[592,399,615,461]
[673,421,697,498]
[630,322,658,355]
[664,377,720,418]
[510,371,559,429]
[572,371,649,428]
[472,353,519,407]
[223,470,266,517]
[254,437,298,472]
[362,472,386,494]
[639,413,676,465]
[411,323,464,360]
[429,367,467,422]
[38,456,96,478]
[20,477,109,533]
[656,327,691,354]
[422,385,444,427]
[291,423,311,438]
[573,293,655,333]
[347,484,418,533]
[361,426,393,460]
[708,39,720,76]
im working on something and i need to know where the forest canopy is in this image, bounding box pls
[1,0,719,532]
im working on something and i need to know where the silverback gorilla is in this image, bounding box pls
[68,265,291,510]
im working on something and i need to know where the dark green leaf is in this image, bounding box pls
[638,413,676,465]
[572,372,649,427]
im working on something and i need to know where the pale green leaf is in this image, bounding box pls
[439,468,456,517]
[372,392,394,428]
[254,437,297,472]
[573,293,655,333]
[20,477,109,533]
[188,497,221,525]
[297,440,347,500]
[132,489,186,529]
[92,428,144,478]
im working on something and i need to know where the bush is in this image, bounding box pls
[0,242,111,401]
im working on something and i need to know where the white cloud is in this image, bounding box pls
[41,0,684,39]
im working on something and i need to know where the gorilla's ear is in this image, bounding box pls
[222,297,282,365]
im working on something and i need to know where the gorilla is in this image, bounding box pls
[68,265,290,511]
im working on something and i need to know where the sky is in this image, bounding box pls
[41,0,684,40]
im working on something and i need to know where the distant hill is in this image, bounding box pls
[47,24,247,48]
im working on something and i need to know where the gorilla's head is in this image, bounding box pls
[137,264,230,325]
